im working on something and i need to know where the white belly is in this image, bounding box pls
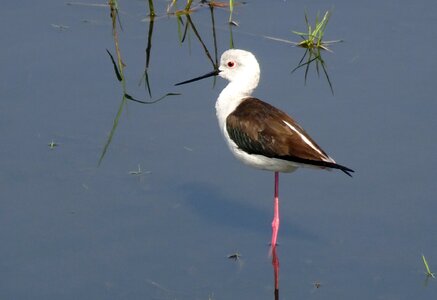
[222,126,299,173]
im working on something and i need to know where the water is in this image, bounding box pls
[1,0,437,299]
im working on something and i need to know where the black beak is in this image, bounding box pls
[175,69,221,86]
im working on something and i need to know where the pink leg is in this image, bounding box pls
[271,172,280,247]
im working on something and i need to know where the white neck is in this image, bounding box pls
[215,73,260,131]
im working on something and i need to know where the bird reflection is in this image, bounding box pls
[271,246,280,300]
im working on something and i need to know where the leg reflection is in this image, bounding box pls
[271,246,279,300]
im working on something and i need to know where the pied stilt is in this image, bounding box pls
[176,49,353,247]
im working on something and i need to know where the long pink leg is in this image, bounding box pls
[271,172,280,247]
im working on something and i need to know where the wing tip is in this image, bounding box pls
[337,164,355,177]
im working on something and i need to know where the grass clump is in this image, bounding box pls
[291,10,342,94]
[292,10,340,51]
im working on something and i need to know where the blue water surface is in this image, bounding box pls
[1,1,436,299]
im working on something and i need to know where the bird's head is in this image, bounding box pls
[175,49,260,89]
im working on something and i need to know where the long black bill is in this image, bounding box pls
[175,69,220,86]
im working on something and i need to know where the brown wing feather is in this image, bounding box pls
[226,98,331,162]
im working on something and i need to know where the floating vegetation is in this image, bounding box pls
[129,164,152,176]
[227,252,242,261]
[48,140,58,149]
[291,10,342,94]
[51,24,69,31]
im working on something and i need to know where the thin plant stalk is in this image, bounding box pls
[184,0,194,12]
[229,23,235,48]
[98,95,126,165]
[148,0,155,16]
[229,0,234,23]
[99,0,128,165]
[209,4,219,66]
[185,15,215,68]
[140,14,155,97]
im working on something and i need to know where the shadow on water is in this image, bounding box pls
[176,182,318,242]
[6,0,437,299]
[177,181,310,299]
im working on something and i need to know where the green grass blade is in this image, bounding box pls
[184,0,193,11]
[304,10,309,31]
[98,95,126,166]
[320,56,334,95]
[209,5,219,66]
[292,30,309,36]
[291,49,309,73]
[143,15,155,97]
[185,15,215,67]
[303,50,318,84]
[181,16,190,43]
[229,0,234,23]
[148,0,155,16]
[229,23,235,48]
[176,15,184,44]
[422,254,435,278]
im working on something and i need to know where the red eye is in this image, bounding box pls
[227,61,235,68]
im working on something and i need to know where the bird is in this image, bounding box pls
[176,49,353,247]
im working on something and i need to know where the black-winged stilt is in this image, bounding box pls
[176,49,353,247]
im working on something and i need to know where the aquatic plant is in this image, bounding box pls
[291,10,342,94]
[292,11,340,51]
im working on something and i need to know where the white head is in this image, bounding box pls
[218,49,260,87]
[175,49,261,95]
